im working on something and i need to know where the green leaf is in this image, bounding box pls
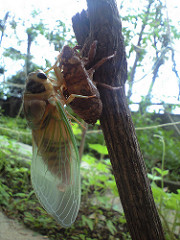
[82,154,96,165]
[14,193,27,198]
[81,215,94,231]
[106,220,117,235]
[148,173,162,181]
[119,215,127,224]
[154,167,169,177]
[3,47,26,60]
[151,183,167,202]
[89,144,108,155]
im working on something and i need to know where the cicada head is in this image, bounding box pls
[23,70,55,129]
[25,69,54,95]
[60,45,80,65]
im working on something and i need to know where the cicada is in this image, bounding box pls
[49,41,115,124]
[23,70,80,228]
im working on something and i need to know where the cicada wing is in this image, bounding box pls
[31,101,80,228]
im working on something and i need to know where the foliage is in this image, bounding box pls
[0,10,75,98]
[132,112,180,181]
[149,170,180,240]
[3,47,26,60]
[45,20,75,51]
[83,136,180,239]
[0,115,180,239]
[0,112,179,181]
[121,0,180,108]
[0,135,130,240]
[1,0,179,108]
[0,116,31,145]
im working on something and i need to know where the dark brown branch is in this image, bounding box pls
[72,0,165,239]
[72,10,90,46]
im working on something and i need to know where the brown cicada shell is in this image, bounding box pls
[51,41,114,124]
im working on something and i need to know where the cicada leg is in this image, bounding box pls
[96,82,123,90]
[65,110,86,129]
[65,93,96,105]
[45,63,64,88]
[87,40,98,63]
[44,55,60,74]
[92,52,116,71]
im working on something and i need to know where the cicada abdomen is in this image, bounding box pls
[23,70,80,227]
[57,43,102,124]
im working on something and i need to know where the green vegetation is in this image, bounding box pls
[0,116,179,239]
[133,112,180,182]
[0,115,31,144]
[0,125,129,240]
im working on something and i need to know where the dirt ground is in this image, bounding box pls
[0,212,48,240]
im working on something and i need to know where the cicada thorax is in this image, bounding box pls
[58,45,103,124]
[23,70,73,187]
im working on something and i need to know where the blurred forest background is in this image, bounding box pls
[0,0,179,239]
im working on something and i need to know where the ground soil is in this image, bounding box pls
[0,212,48,240]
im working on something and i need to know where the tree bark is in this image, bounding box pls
[72,1,165,239]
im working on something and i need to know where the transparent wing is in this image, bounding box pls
[31,101,80,228]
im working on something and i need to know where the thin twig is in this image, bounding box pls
[79,122,88,161]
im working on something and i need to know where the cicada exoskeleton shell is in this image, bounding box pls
[54,42,103,124]
[51,41,115,124]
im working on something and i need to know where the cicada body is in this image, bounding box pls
[52,41,115,124]
[23,70,80,228]
[54,41,103,125]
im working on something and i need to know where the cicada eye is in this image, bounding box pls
[37,72,47,80]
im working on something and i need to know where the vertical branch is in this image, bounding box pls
[164,0,180,99]
[144,1,167,103]
[127,0,153,99]
[0,12,9,48]
[72,0,165,239]
[171,48,180,99]
[25,32,33,75]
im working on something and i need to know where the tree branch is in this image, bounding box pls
[127,0,153,99]
[72,1,165,239]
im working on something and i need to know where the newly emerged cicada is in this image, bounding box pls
[23,70,80,228]
[50,41,115,124]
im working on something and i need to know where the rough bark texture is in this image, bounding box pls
[72,0,165,239]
